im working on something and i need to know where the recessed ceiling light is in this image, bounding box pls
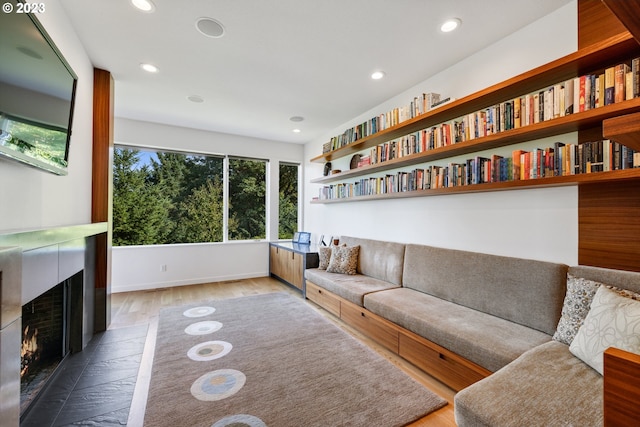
[289,116,304,122]
[140,63,159,73]
[371,71,385,80]
[292,129,301,133]
[188,95,204,103]
[196,17,225,38]
[440,18,461,33]
[131,0,155,13]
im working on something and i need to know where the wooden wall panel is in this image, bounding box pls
[579,180,640,272]
[579,0,629,49]
[92,68,114,331]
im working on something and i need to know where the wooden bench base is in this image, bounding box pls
[305,280,491,391]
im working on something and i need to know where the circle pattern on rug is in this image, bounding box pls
[211,414,267,427]
[188,341,232,361]
[185,321,223,336]
[183,306,216,317]
[191,369,246,401]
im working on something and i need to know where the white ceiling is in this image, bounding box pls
[59,0,573,145]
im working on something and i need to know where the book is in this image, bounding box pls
[564,79,574,115]
[431,97,455,109]
[633,57,640,98]
[604,66,615,105]
[578,75,586,112]
[512,149,527,180]
[596,73,604,108]
[614,63,629,103]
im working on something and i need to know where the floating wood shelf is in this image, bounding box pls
[312,98,640,184]
[311,168,640,204]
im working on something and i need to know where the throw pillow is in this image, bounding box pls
[318,246,332,270]
[553,274,640,346]
[326,245,359,275]
[569,286,640,375]
[552,275,601,345]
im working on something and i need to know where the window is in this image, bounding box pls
[278,162,299,239]
[112,146,270,245]
[228,157,267,241]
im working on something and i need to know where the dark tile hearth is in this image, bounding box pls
[21,324,147,427]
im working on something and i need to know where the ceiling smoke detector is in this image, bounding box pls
[196,17,225,38]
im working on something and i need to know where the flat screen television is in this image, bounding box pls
[0,0,78,175]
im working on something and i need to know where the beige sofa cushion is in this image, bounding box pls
[402,244,568,335]
[364,288,551,372]
[454,341,602,427]
[340,236,405,286]
[305,269,399,306]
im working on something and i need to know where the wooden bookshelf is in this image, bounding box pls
[312,97,640,185]
[311,168,640,204]
[311,32,639,165]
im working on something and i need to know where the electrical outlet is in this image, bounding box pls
[161,264,167,272]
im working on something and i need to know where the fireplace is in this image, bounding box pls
[20,271,83,414]
[0,223,108,427]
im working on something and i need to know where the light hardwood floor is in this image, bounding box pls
[111,277,457,426]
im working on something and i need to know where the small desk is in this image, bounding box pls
[269,241,319,294]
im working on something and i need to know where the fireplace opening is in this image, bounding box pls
[20,270,83,416]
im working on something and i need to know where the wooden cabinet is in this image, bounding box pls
[309,32,640,204]
[269,242,318,292]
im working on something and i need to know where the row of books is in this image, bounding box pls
[322,92,442,153]
[322,57,640,157]
[317,140,639,200]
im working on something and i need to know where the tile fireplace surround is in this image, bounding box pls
[0,223,107,427]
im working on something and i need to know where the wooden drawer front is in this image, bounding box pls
[306,281,341,317]
[398,330,490,391]
[340,302,399,354]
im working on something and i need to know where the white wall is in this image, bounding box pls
[304,2,580,265]
[0,0,94,232]
[111,118,304,292]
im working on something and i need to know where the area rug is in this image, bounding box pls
[143,292,447,427]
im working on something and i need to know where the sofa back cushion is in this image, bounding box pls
[340,236,405,286]
[402,244,568,335]
[568,265,640,294]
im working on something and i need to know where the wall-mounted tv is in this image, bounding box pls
[0,0,78,175]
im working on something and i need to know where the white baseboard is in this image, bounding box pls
[111,272,268,293]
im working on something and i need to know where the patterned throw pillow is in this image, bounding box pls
[553,275,601,345]
[553,274,640,345]
[318,246,332,270]
[569,286,640,375]
[326,245,359,275]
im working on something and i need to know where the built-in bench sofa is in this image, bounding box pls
[304,235,640,426]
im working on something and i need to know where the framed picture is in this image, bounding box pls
[297,232,311,245]
[292,232,301,243]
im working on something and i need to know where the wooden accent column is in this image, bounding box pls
[604,347,640,426]
[579,180,640,272]
[92,68,114,332]
[576,1,640,272]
